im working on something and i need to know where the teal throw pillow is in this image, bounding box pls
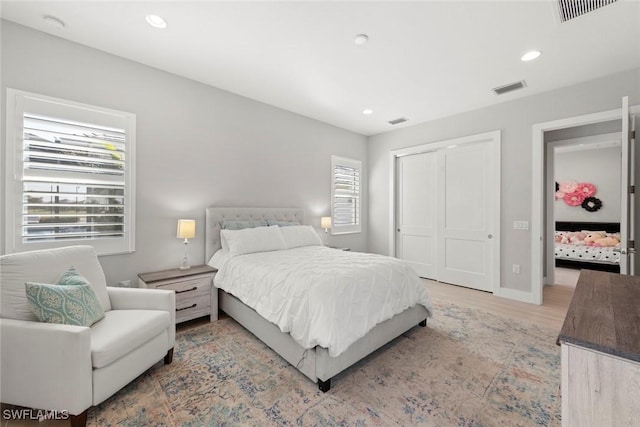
[25,267,105,327]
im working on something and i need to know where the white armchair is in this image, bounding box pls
[0,246,176,427]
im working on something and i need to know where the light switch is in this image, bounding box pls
[513,220,529,230]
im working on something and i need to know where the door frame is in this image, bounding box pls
[531,105,639,304]
[389,130,501,294]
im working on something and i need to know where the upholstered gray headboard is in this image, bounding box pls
[205,207,305,262]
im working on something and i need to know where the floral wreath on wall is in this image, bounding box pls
[555,180,603,212]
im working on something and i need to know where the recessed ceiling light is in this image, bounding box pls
[521,50,542,62]
[43,15,65,29]
[354,34,369,45]
[362,109,373,115]
[146,14,167,29]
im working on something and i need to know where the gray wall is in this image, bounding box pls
[554,146,621,222]
[368,67,640,293]
[1,21,368,286]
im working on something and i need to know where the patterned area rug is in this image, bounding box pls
[88,299,562,426]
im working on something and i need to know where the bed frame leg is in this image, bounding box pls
[318,378,331,393]
[419,319,427,327]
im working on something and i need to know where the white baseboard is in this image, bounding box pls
[494,286,541,305]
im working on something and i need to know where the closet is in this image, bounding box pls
[392,131,500,293]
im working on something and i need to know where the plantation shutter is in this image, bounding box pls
[331,156,362,234]
[5,89,136,254]
[22,114,126,242]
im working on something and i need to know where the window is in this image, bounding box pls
[331,155,361,234]
[5,89,136,255]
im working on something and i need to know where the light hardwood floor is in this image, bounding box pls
[1,270,577,427]
[424,271,576,331]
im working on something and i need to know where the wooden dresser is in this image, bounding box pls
[558,270,640,427]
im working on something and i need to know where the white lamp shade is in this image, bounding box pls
[320,217,332,229]
[177,219,196,239]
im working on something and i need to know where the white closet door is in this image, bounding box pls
[437,141,494,291]
[396,151,437,279]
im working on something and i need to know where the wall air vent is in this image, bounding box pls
[492,80,526,95]
[557,0,617,23]
[388,117,409,125]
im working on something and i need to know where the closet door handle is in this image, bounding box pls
[488,234,493,239]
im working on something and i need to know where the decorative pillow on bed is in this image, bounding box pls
[266,219,300,227]
[221,225,287,257]
[280,225,323,249]
[220,219,268,230]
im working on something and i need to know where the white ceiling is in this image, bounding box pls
[2,1,639,136]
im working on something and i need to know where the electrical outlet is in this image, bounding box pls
[117,280,131,288]
[513,220,529,230]
[512,264,521,274]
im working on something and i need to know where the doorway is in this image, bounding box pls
[532,99,638,304]
[390,130,501,293]
[548,131,622,285]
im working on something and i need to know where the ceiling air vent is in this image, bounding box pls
[388,117,409,125]
[492,80,526,95]
[557,0,617,23]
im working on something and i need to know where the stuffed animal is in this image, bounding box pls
[569,232,586,245]
[592,236,620,247]
[584,232,606,246]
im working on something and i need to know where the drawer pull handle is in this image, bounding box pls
[175,287,198,294]
[176,304,197,312]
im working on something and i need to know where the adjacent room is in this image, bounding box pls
[1,1,639,426]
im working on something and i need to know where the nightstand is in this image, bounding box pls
[138,265,217,323]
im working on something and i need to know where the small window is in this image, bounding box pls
[5,89,136,255]
[331,155,361,234]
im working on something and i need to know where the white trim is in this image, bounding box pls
[531,104,640,305]
[389,130,501,296]
[494,286,538,304]
[553,132,621,152]
[4,88,136,255]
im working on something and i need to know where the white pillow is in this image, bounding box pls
[221,226,287,257]
[280,225,323,249]
[220,231,229,252]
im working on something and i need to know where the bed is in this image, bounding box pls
[205,207,433,392]
[554,221,621,273]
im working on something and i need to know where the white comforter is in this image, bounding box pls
[213,246,433,357]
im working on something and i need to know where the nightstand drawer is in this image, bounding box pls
[154,276,211,297]
[175,292,212,323]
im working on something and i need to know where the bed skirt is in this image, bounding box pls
[218,289,429,391]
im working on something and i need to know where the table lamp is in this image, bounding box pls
[177,219,196,270]
[321,216,332,233]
